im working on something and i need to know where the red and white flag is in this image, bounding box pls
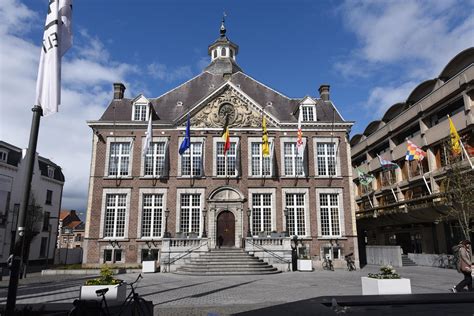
[297,109,305,157]
[35,0,73,116]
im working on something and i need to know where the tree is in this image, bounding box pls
[441,140,474,242]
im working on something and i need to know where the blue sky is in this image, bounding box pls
[1,0,473,212]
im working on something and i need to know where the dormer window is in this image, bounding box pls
[213,50,217,58]
[133,104,148,121]
[47,166,55,178]
[0,149,7,163]
[230,49,234,58]
[221,47,226,57]
[302,105,316,122]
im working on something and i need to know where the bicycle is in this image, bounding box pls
[69,274,152,316]
[345,253,356,271]
[322,255,334,271]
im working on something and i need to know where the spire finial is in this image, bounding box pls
[220,12,227,37]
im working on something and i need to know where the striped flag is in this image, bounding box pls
[405,140,426,161]
[35,0,73,116]
[262,115,270,157]
[221,115,231,155]
[297,109,304,157]
[377,154,398,169]
[357,168,375,186]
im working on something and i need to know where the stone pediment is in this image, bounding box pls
[189,86,272,128]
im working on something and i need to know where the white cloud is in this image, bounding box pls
[0,0,137,211]
[337,0,474,119]
[147,62,193,82]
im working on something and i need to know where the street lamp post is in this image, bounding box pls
[202,208,207,238]
[164,208,170,238]
[247,209,252,237]
[284,208,289,237]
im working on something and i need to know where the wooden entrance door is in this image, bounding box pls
[217,211,235,247]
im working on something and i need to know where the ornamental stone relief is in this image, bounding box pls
[189,87,266,128]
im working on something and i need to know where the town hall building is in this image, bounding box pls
[83,21,358,272]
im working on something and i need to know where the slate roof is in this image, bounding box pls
[98,65,346,125]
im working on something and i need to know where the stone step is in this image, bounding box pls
[177,266,278,272]
[193,255,258,260]
[185,263,269,268]
[174,270,281,275]
[190,259,263,264]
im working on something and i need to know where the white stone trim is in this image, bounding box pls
[177,136,206,177]
[137,188,168,239]
[248,188,277,232]
[315,187,345,238]
[313,137,341,177]
[281,188,310,237]
[213,136,239,177]
[176,188,206,236]
[131,95,150,121]
[247,137,275,177]
[280,137,307,177]
[104,137,134,177]
[99,188,131,239]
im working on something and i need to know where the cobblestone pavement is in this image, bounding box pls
[0,265,464,315]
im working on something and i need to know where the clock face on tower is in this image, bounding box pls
[218,103,235,123]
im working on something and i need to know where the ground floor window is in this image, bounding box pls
[322,246,341,260]
[285,193,306,236]
[141,248,159,262]
[179,193,201,233]
[104,249,123,263]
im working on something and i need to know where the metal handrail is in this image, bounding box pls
[246,238,291,271]
[164,241,208,266]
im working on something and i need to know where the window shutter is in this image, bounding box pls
[163,139,170,178]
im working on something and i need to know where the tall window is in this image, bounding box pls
[317,142,336,176]
[133,104,147,121]
[285,193,306,236]
[179,194,201,233]
[320,193,341,237]
[141,194,163,238]
[181,142,203,176]
[104,194,127,238]
[284,143,304,176]
[216,142,237,176]
[39,237,48,257]
[45,190,53,205]
[42,211,50,231]
[252,193,272,234]
[144,142,166,177]
[302,106,315,121]
[251,142,271,176]
[108,142,131,176]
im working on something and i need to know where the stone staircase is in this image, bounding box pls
[174,248,281,275]
[401,254,417,266]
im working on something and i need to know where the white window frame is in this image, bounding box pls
[249,188,276,235]
[282,188,310,237]
[99,188,131,239]
[247,137,274,177]
[47,166,55,178]
[0,149,8,163]
[301,105,316,122]
[102,247,125,264]
[213,137,239,177]
[132,103,149,121]
[176,188,205,236]
[141,137,169,177]
[178,137,205,177]
[104,137,134,178]
[316,188,344,238]
[137,188,167,239]
[280,137,306,177]
[313,137,340,177]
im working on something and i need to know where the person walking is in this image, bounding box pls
[451,240,472,292]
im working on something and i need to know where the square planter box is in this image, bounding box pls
[361,277,411,295]
[297,259,313,271]
[80,283,127,305]
[142,260,157,273]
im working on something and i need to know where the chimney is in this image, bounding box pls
[113,82,126,100]
[319,84,330,101]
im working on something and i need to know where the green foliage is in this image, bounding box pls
[368,265,401,279]
[85,265,122,285]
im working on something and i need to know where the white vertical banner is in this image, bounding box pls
[297,108,305,157]
[35,0,73,116]
[142,105,153,158]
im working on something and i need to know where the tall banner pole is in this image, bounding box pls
[6,105,43,314]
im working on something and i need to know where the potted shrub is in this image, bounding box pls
[297,246,312,271]
[361,265,411,295]
[80,265,127,305]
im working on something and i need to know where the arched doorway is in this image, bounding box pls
[217,211,235,247]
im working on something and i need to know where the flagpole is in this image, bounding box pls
[6,105,43,314]
[460,140,473,169]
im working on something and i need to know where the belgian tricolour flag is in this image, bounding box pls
[221,115,231,155]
